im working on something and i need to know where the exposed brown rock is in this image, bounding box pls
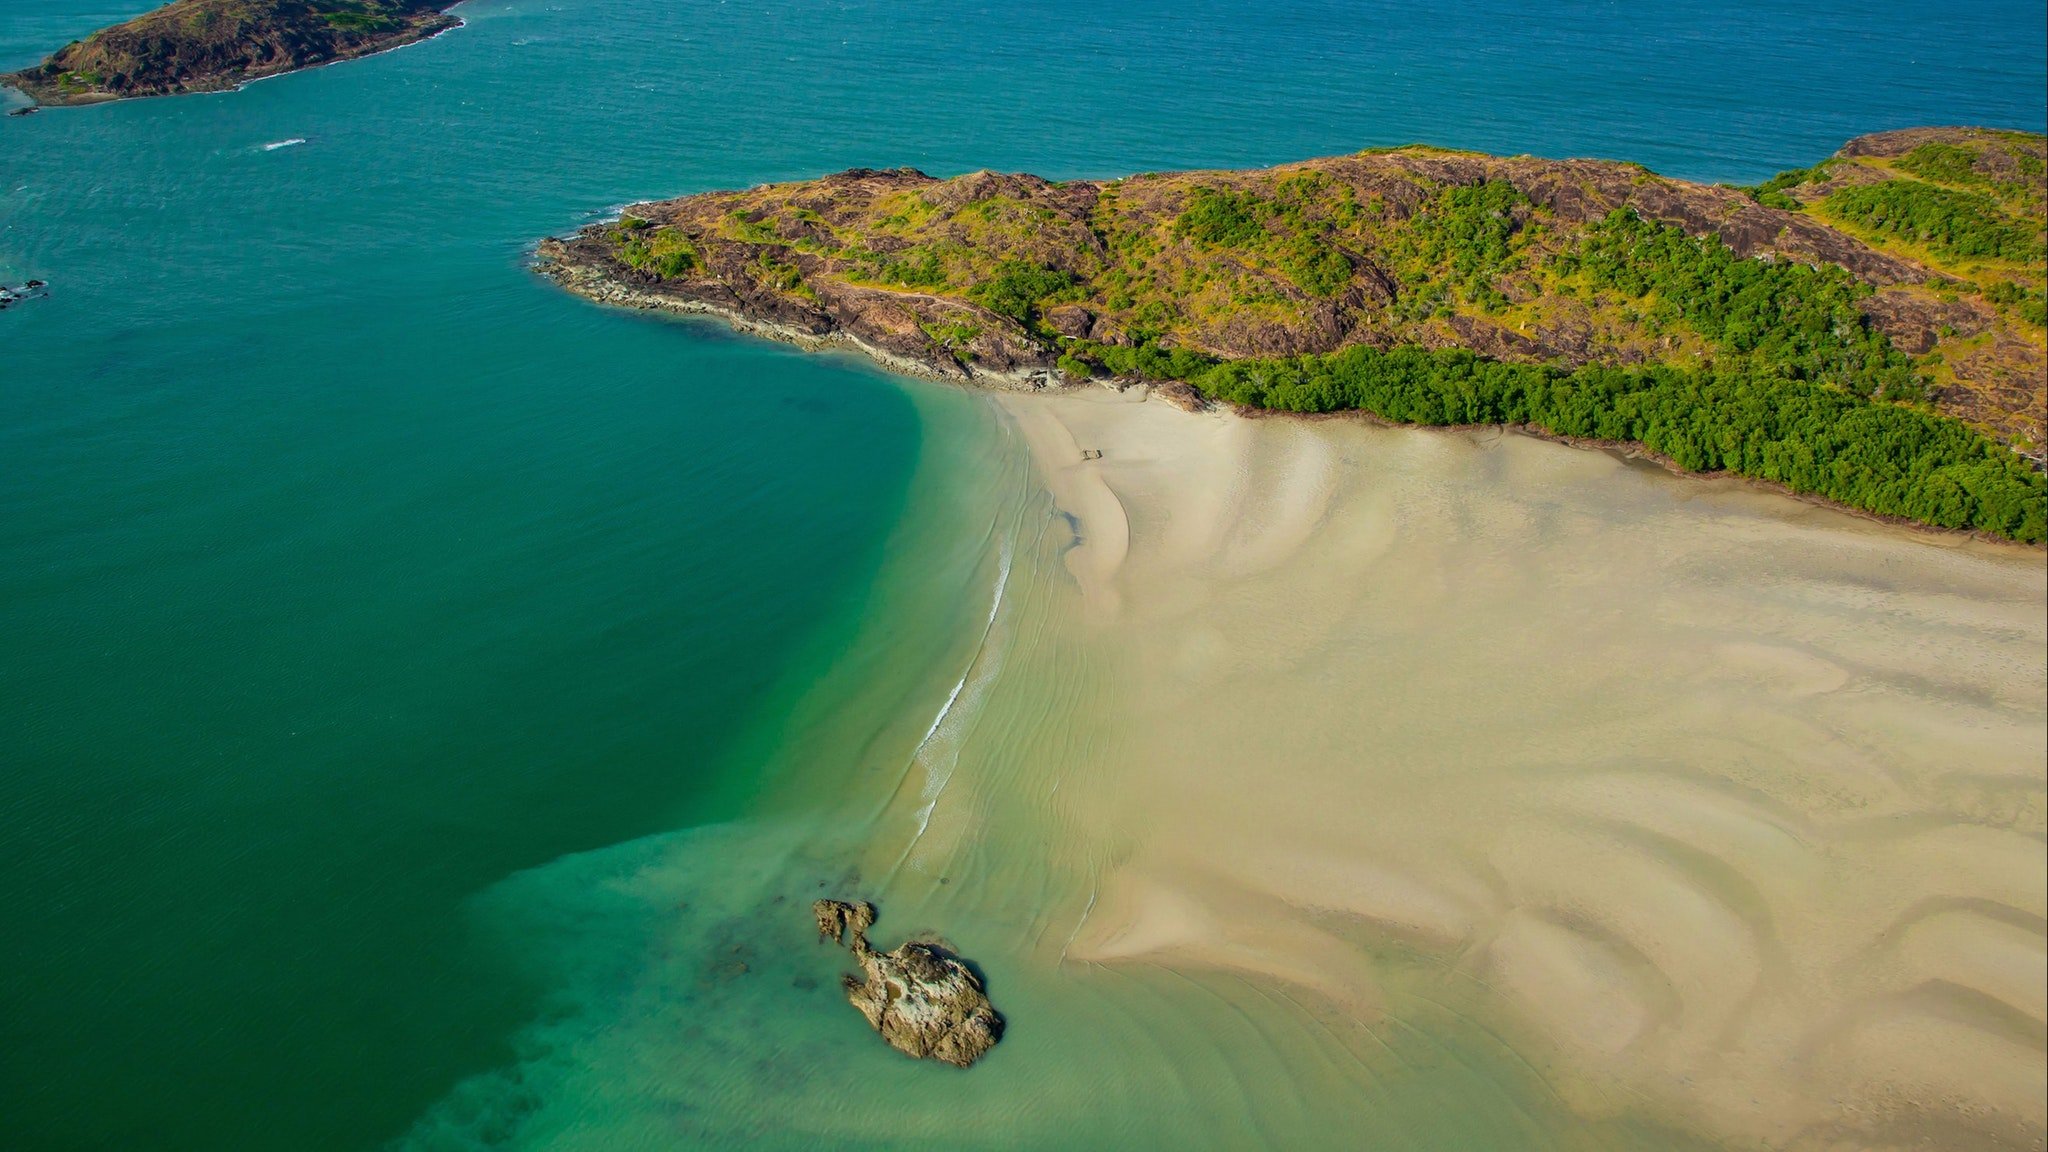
[1447,313,1547,362]
[534,131,2045,452]
[810,898,1003,1069]
[1860,290,1997,356]
[813,897,874,947]
[1838,126,2041,161]
[1041,303,1096,340]
[3,0,462,107]
[1946,333,2048,457]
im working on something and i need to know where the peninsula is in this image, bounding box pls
[1,0,460,106]
[537,128,2048,543]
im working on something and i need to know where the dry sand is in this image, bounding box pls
[979,386,2048,1149]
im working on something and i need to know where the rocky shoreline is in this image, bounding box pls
[545,222,2040,543]
[811,899,1004,1068]
[2,0,463,107]
[533,132,2046,541]
[530,132,2045,450]
[535,235,1069,392]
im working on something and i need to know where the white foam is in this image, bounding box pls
[901,532,1014,857]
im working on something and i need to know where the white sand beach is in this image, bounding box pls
[398,383,2045,1152]
[969,386,2048,1148]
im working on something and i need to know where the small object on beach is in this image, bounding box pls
[1079,448,1103,461]
[811,898,1004,1068]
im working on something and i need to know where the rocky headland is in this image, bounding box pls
[812,899,1003,1068]
[1,0,461,106]
[537,128,2048,542]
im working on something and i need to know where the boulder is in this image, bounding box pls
[810,898,1004,1068]
[813,896,874,946]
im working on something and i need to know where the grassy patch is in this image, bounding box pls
[1823,179,2043,264]
[1557,208,1918,399]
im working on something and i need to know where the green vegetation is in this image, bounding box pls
[968,260,1077,325]
[1983,279,2048,328]
[610,219,701,279]
[1895,139,2047,207]
[854,248,950,290]
[1825,179,2043,263]
[1741,163,1830,210]
[1083,341,1220,383]
[723,210,782,245]
[755,252,805,294]
[1558,209,1919,399]
[1175,187,1269,247]
[1172,178,1357,299]
[1056,193,2046,539]
[4,0,460,104]
[316,2,405,34]
[1895,142,1986,187]
[920,320,983,359]
[1390,180,1532,315]
[574,131,2046,540]
[1062,339,2044,542]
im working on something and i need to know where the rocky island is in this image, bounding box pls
[1,0,460,106]
[812,899,1003,1068]
[538,128,2048,543]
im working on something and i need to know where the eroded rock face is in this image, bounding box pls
[813,896,874,946]
[811,898,1003,1068]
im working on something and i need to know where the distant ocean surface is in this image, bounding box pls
[1,2,2042,1149]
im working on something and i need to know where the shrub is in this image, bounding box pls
[969,260,1076,324]
[1826,180,2043,263]
[1174,187,1272,248]
[1058,338,2044,542]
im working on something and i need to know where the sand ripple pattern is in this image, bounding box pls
[985,391,2047,1150]
[397,389,2043,1151]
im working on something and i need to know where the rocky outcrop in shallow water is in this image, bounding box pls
[811,898,1003,1068]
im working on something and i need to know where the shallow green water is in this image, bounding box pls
[1,0,2043,1148]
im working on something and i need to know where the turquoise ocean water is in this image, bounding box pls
[1,2,2043,1148]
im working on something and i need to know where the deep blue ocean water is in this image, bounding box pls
[1,1,2042,1148]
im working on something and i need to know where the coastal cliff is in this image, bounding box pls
[538,129,2047,542]
[2,0,459,106]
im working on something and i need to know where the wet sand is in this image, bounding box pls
[399,380,2044,1151]
[985,386,2047,1149]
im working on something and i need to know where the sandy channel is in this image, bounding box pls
[993,385,2048,1150]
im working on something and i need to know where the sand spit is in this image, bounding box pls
[977,389,2048,1149]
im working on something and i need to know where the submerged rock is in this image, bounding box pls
[810,898,1003,1068]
